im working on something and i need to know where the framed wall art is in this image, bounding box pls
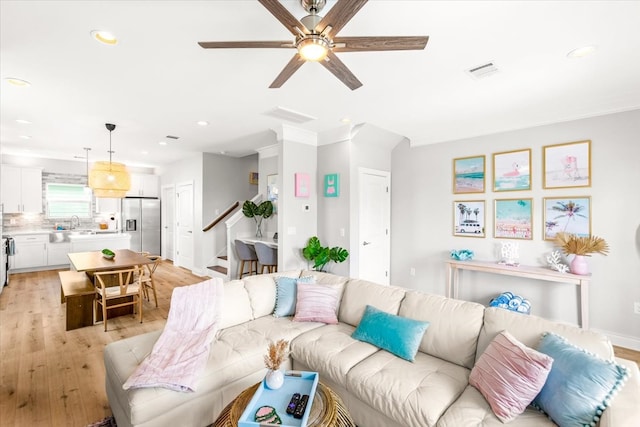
[543,196,591,240]
[267,174,278,213]
[453,200,486,237]
[249,172,259,185]
[324,173,339,197]
[543,140,591,189]
[453,155,485,194]
[493,148,531,191]
[294,172,310,198]
[494,198,533,240]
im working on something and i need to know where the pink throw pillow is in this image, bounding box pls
[293,281,341,324]
[469,330,553,423]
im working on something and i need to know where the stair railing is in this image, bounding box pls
[203,201,240,232]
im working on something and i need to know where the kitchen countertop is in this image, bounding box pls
[8,229,125,236]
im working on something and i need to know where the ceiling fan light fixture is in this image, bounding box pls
[297,35,330,61]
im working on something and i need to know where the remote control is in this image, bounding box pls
[293,394,309,419]
[286,393,300,415]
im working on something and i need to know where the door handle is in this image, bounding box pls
[363,241,371,246]
[187,230,193,233]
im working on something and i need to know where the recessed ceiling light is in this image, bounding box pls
[90,30,118,46]
[340,117,351,124]
[567,46,597,58]
[16,119,32,124]
[5,77,31,87]
[158,141,168,146]
[19,135,32,140]
[197,120,209,126]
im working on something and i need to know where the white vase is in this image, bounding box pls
[570,255,590,275]
[265,369,284,390]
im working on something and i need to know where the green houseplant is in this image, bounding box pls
[302,236,349,272]
[242,200,273,238]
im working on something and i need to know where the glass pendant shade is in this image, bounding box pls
[89,161,131,198]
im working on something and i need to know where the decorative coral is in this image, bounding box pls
[554,232,609,257]
[263,339,289,371]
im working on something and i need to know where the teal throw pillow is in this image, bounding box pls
[532,332,629,427]
[273,276,314,317]
[351,305,429,362]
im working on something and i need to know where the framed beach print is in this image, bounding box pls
[453,200,486,237]
[324,173,339,197]
[494,198,533,240]
[543,140,591,189]
[543,196,591,240]
[294,173,310,198]
[453,155,485,194]
[493,148,531,191]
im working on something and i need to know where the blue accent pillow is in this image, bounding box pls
[351,305,429,362]
[533,332,629,427]
[273,276,314,317]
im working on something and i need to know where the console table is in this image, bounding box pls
[445,259,591,329]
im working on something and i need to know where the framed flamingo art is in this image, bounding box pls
[493,148,532,192]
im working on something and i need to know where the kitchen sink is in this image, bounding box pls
[49,229,96,243]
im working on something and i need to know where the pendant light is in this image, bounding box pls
[83,147,92,194]
[89,123,131,198]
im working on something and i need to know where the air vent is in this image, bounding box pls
[466,62,499,79]
[166,135,180,140]
[264,106,316,124]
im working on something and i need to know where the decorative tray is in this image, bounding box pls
[238,371,319,427]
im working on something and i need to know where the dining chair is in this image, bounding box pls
[235,239,258,279]
[254,242,278,274]
[140,254,161,307]
[93,266,144,332]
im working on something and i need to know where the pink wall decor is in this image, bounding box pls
[295,173,310,198]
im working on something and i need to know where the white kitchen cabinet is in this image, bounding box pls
[1,165,43,213]
[95,197,120,214]
[47,242,71,266]
[126,174,159,198]
[11,234,48,269]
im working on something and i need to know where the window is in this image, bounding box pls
[46,183,92,218]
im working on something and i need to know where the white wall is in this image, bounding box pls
[391,109,640,348]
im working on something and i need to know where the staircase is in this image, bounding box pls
[207,255,228,277]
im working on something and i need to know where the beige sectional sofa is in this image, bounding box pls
[103,271,640,427]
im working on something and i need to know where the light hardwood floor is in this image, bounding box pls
[0,264,638,427]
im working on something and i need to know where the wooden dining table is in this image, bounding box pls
[67,249,153,272]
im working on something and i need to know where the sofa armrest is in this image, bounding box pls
[599,358,640,427]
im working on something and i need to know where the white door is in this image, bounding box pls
[358,168,391,285]
[175,182,194,270]
[161,185,176,261]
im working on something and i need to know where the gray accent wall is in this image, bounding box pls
[391,109,640,346]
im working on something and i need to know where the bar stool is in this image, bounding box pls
[235,239,258,279]
[255,242,278,274]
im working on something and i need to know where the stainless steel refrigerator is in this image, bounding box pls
[121,198,161,254]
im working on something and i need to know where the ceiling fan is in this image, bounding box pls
[198,0,429,90]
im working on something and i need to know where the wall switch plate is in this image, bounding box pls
[634,302,640,315]
[410,267,416,276]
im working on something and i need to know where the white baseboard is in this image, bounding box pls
[592,328,640,351]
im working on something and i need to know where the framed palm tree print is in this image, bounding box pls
[543,196,591,240]
[453,200,486,237]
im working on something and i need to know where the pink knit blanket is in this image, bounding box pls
[123,278,224,392]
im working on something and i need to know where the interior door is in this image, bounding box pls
[358,168,391,285]
[161,185,175,261]
[175,182,194,270]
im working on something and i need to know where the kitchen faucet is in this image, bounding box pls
[70,215,80,230]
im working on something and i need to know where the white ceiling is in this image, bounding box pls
[2,1,640,169]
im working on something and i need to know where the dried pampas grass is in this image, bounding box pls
[264,339,289,370]
[555,232,609,256]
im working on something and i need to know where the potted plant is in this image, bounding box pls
[554,232,609,275]
[242,200,273,238]
[302,236,349,272]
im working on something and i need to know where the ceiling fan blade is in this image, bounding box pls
[198,41,294,49]
[258,0,309,36]
[269,54,306,88]
[320,51,362,90]
[314,0,368,38]
[332,36,429,52]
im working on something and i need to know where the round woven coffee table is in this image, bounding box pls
[214,381,355,427]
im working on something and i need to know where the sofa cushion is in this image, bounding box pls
[437,385,557,427]
[352,304,429,361]
[469,331,553,423]
[290,323,380,388]
[532,332,629,427]
[347,350,470,427]
[273,275,314,317]
[399,291,485,369]
[337,279,407,327]
[294,281,342,324]
[219,280,254,329]
[477,307,614,362]
[241,272,285,318]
